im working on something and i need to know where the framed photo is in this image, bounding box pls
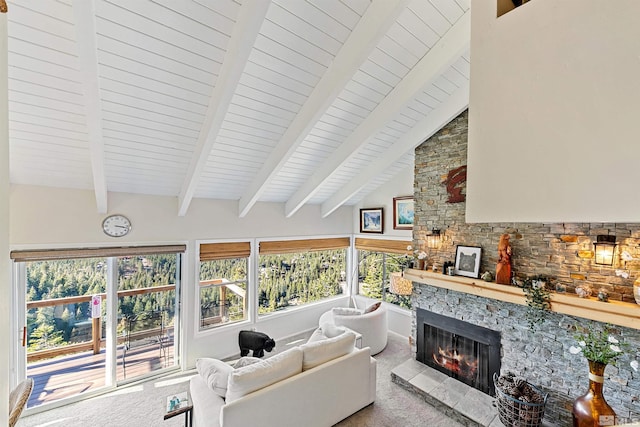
[360,208,383,234]
[393,196,414,230]
[166,391,189,413]
[454,245,482,278]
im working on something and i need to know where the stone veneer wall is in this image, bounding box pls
[412,110,640,425]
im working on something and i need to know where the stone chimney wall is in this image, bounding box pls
[412,110,640,424]
[414,110,640,301]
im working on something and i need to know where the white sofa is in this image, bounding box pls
[189,330,376,427]
[318,302,388,355]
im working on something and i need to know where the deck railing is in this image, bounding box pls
[199,279,247,327]
[26,285,175,363]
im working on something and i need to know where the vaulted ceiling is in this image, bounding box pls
[6,0,470,217]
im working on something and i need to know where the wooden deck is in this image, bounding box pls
[27,340,174,408]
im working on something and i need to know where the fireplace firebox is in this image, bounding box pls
[417,309,501,395]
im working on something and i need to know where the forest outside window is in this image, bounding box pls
[11,246,184,361]
[10,245,184,405]
[355,238,412,310]
[23,256,107,353]
[199,242,250,330]
[257,237,349,316]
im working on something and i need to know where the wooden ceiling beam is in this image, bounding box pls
[285,10,471,218]
[237,0,410,218]
[72,0,107,213]
[321,80,469,218]
[177,0,271,216]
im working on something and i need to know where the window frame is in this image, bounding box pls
[11,244,186,409]
[195,235,353,335]
[195,239,254,333]
[256,235,351,318]
[354,237,413,310]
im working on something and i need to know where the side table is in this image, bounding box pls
[164,392,193,427]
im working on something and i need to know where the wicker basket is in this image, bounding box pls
[494,373,548,427]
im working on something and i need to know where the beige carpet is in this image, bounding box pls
[18,331,461,427]
[335,331,463,427]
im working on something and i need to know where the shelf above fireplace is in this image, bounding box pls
[404,269,640,330]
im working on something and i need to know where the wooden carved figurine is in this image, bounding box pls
[496,233,512,285]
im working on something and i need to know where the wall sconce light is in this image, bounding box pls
[594,235,617,266]
[427,229,442,249]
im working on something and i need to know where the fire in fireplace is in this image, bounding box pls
[417,309,501,395]
[433,344,479,381]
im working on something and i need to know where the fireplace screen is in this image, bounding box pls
[431,329,480,380]
[417,309,501,395]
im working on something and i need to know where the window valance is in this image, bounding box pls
[10,245,186,262]
[354,238,412,255]
[259,237,350,255]
[200,242,251,261]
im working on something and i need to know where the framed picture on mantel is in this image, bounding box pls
[454,245,482,278]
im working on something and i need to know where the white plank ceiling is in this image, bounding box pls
[6,0,470,217]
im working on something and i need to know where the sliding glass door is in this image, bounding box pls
[12,246,183,409]
[116,254,179,382]
[22,257,108,407]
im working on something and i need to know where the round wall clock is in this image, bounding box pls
[102,214,132,237]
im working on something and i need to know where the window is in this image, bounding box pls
[25,257,107,353]
[116,253,180,381]
[198,242,250,330]
[258,238,349,316]
[355,238,412,309]
[11,244,184,407]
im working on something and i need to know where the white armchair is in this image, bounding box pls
[318,303,388,355]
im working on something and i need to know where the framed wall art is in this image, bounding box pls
[454,245,482,278]
[393,196,414,230]
[360,208,383,234]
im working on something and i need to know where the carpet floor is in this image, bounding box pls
[18,331,461,427]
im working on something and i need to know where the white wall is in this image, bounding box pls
[354,166,414,238]
[10,185,354,366]
[467,1,640,223]
[353,166,414,338]
[10,186,352,246]
[1,14,9,425]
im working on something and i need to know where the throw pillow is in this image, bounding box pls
[332,307,362,316]
[234,356,262,369]
[226,347,303,403]
[299,331,355,371]
[364,301,381,313]
[321,323,346,338]
[307,327,327,343]
[195,358,233,398]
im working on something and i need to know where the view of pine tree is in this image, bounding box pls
[25,254,179,354]
[117,255,178,324]
[358,251,412,310]
[199,249,347,329]
[200,258,248,326]
[360,253,384,299]
[28,308,64,352]
[24,245,412,345]
[257,250,346,315]
[255,247,411,317]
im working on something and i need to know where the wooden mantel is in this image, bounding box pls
[404,269,640,330]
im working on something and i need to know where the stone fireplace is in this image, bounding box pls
[408,109,640,425]
[411,280,640,425]
[416,308,500,396]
